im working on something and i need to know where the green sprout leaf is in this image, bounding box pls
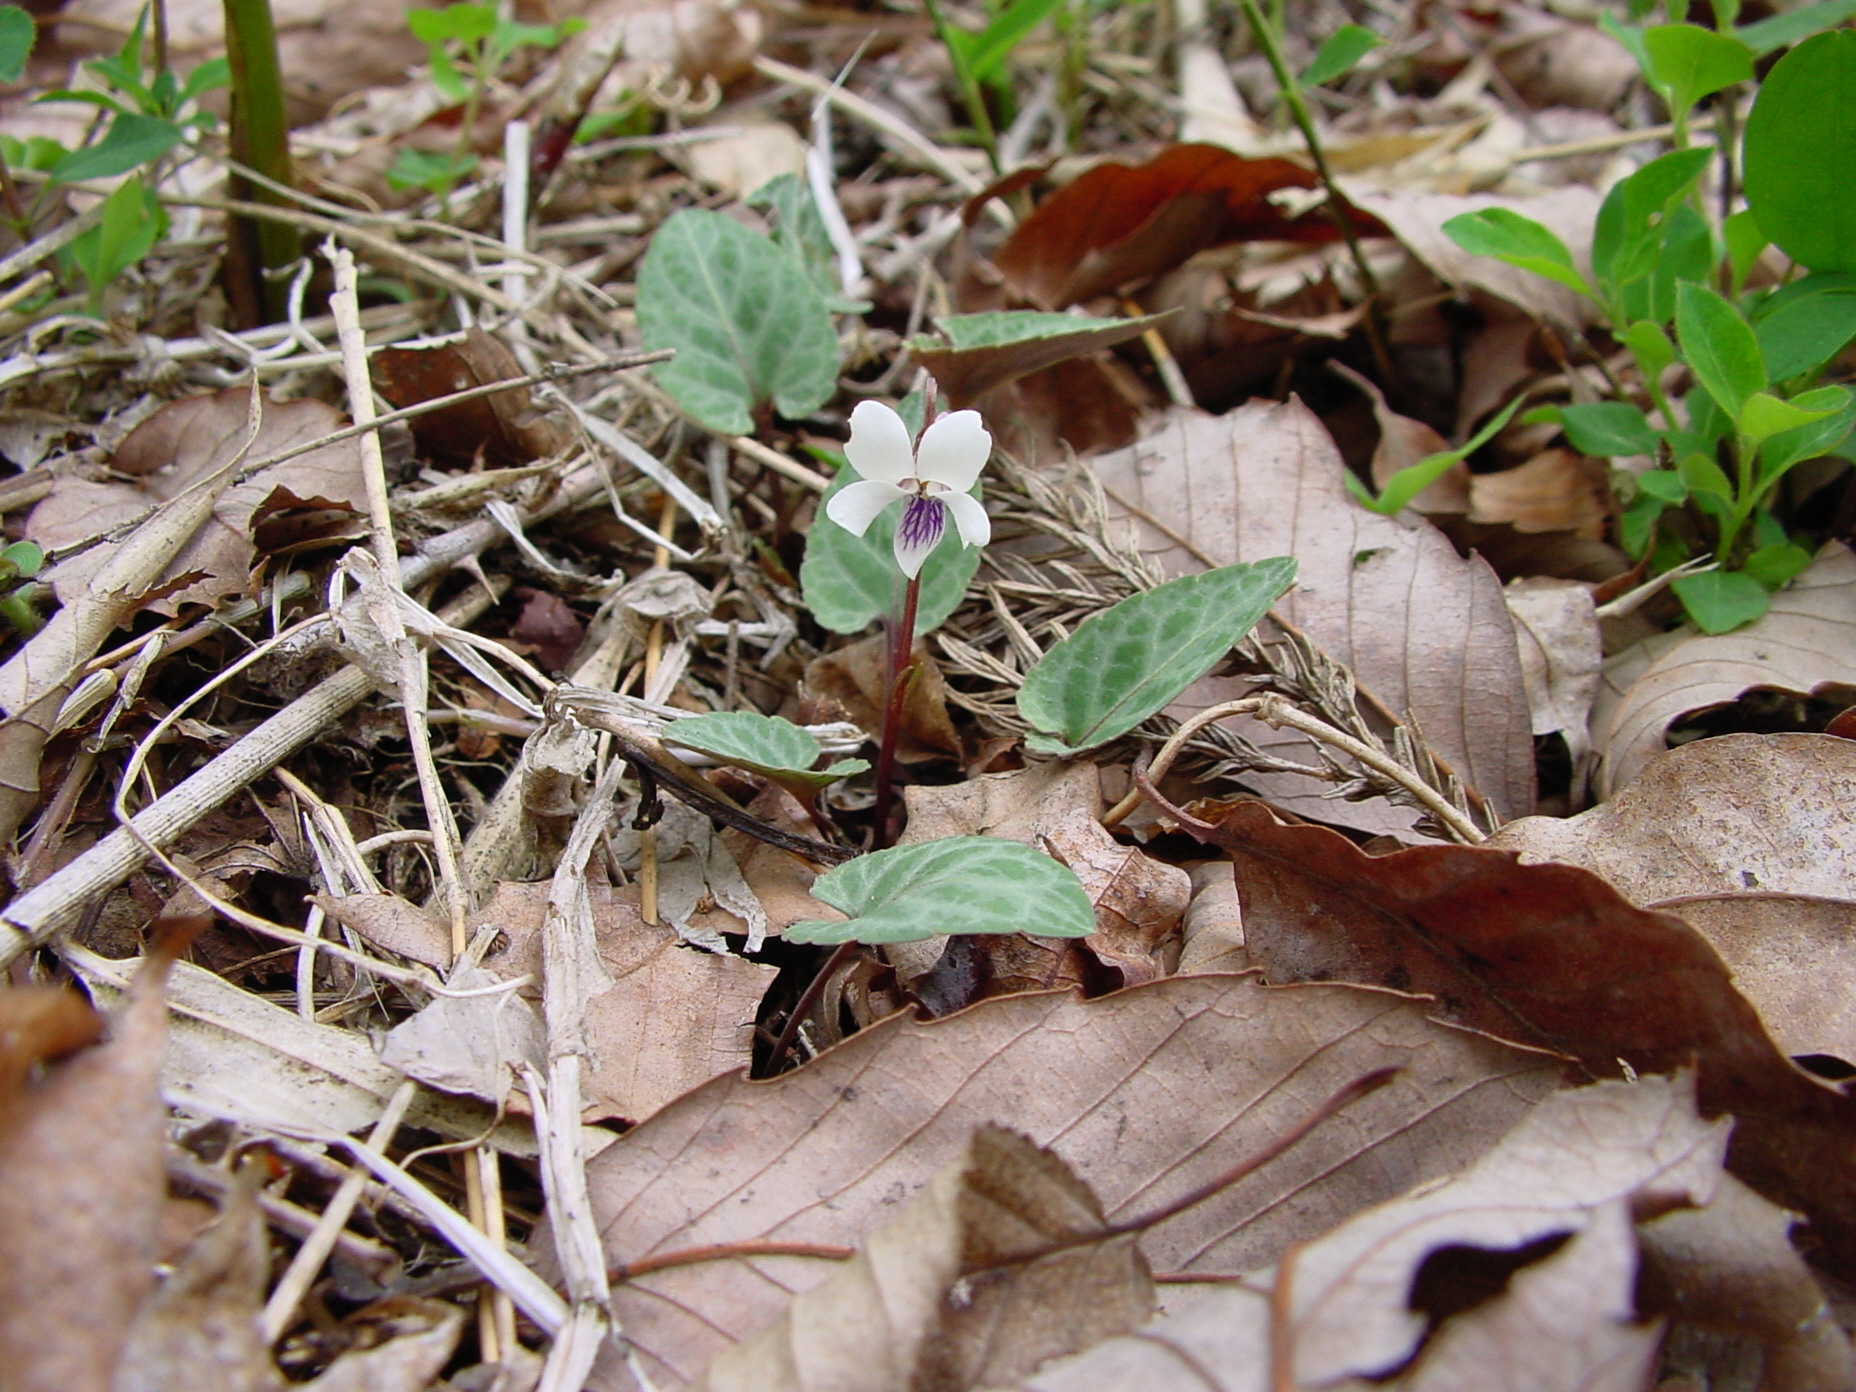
[1302,24,1382,87]
[1556,402,1661,457]
[1758,385,1856,477]
[1738,0,1856,55]
[1017,559,1297,756]
[1364,394,1526,515]
[409,3,497,45]
[662,711,867,793]
[800,461,983,635]
[64,173,162,304]
[0,540,42,580]
[1754,283,1856,382]
[1643,23,1754,112]
[1742,542,1815,589]
[1744,29,1856,273]
[1672,568,1771,633]
[637,208,839,436]
[1738,390,1840,449]
[1590,147,1711,293]
[1675,281,1766,423]
[786,836,1095,944]
[1441,208,1594,300]
[964,0,1066,80]
[52,111,183,182]
[0,6,34,85]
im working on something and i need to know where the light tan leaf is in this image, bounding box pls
[695,1124,1152,1392]
[585,973,1559,1390]
[1468,449,1609,538]
[302,1298,465,1392]
[311,892,452,971]
[1176,863,1248,975]
[0,925,190,1392]
[1088,400,1535,834]
[1339,185,1603,328]
[379,967,546,1108]
[683,118,809,197]
[1591,544,1856,797]
[1503,577,1602,767]
[476,878,776,1124]
[1329,360,1469,516]
[899,762,1191,984]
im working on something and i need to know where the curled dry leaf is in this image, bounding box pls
[991,144,1384,309]
[476,878,776,1124]
[1593,543,1856,797]
[380,966,546,1110]
[1495,733,1856,1063]
[0,920,195,1392]
[1204,799,1856,1254]
[1467,449,1610,539]
[1089,400,1535,835]
[804,635,962,762]
[584,973,1558,1390]
[310,892,452,972]
[898,761,1191,985]
[695,1124,1152,1392]
[1007,1076,1724,1392]
[1502,576,1603,771]
[372,329,567,468]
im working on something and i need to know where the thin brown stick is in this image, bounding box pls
[611,1240,857,1284]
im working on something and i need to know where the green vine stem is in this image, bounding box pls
[222,0,299,325]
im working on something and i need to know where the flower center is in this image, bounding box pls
[896,494,946,553]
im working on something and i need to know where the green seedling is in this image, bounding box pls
[60,173,166,312]
[389,3,582,199]
[924,0,1068,173]
[1344,396,1527,518]
[0,541,44,637]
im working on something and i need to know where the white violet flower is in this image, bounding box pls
[825,400,993,580]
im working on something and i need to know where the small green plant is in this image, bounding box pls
[389,3,582,198]
[1437,16,1856,633]
[0,541,44,637]
[60,172,166,311]
[924,0,1069,173]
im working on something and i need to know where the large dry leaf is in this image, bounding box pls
[899,761,1191,985]
[1503,576,1603,769]
[695,1124,1152,1392]
[1339,184,1603,328]
[30,386,368,617]
[372,328,566,467]
[1592,543,1856,797]
[583,973,1559,1390]
[1495,733,1856,1063]
[1006,1076,1718,1392]
[1205,799,1856,1254]
[1088,400,1535,834]
[0,928,188,1392]
[991,145,1382,309]
[477,878,776,1124]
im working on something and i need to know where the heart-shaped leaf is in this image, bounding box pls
[1017,558,1297,756]
[799,464,983,635]
[636,209,839,436]
[786,836,1095,943]
[662,711,867,792]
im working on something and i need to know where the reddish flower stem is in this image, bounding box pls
[869,571,921,852]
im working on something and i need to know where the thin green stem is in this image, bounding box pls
[870,571,922,852]
[1234,0,1393,382]
[924,0,1002,175]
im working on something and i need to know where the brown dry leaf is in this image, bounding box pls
[1341,185,1603,328]
[29,386,368,617]
[113,1162,281,1392]
[1638,1171,1856,1390]
[476,878,775,1123]
[584,973,1559,1390]
[899,761,1191,985]
[1494,733,1856,1062]
[991,145,1383,309]
[1089,400,1535,834]
[1467,449,1609,538]
[379,966,546,1108]
[1592,544,1856,797]
[0,921,194,1392]
[310,892,452,971]
[372,329,567,468]
[804,635,962,762]
[1329,360,1469,516]
[1177,863,1249,975]
[694,1124,1152,1392]
[1496,14,1640,112]
[914,1077,1722,1392]
[1206,799,1856,1252]
[1503,577,1603,769]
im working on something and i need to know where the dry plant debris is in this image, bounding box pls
[0,0,1850,1388]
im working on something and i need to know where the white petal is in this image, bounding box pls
[843,401,917,486]
[892,495,947,579]
[940,489,991,550]
[825,479,908,536]
[913,410,992,491]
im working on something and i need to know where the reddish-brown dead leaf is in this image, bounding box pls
[583,973,1558,1390]
[0,917,199,1392]
[373,328,566,468]
[694,1124,1152,1392]
[992,145,1384,309]
[803,635,961,762]
[1203,799,1856,1255]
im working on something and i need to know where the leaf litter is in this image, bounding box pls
[0,0,1849,1388]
